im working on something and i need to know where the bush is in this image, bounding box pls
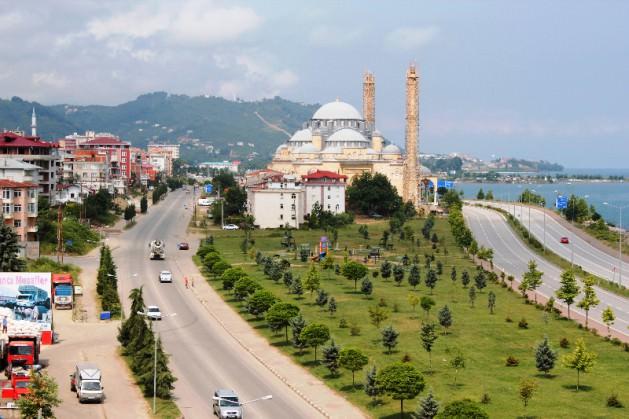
[339,318,348,328]
[610,338,622,346]
[560,338,569,348]
[350,324,361,336]
[505,317,513,323]
[480,393,491,404]
[623,343,629,352]
[401,353,412,363]
[607,393,623,408]
[518,318,529,329]
[505,356,519,367]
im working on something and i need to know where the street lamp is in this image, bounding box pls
[137,310,177,414]
[603,202,628,286]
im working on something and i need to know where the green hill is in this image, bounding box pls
[0,93,318,165]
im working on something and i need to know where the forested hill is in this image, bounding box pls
[0,93,318,164]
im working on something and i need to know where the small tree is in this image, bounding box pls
[420,323,438,371]
[425,269,438,294]
[519,378,537,407]
[380,260,392,281]
[245,290,277,319]
[364,365,381,402]
[601,306,616,337]
[290,314,307,353]
[556,269,579,319]
[266,302,300,342]
[461,271,470,288]
[315,289,329,309]
[233,277,261,301]
[416,389,440,419]
[408,264,421,289]
[577,276,599,329]
[381,325,400,354]
[327,296,337,316]
[342,261,368,291]
[450,266,457,283]
[369,305,389,328]
[535,337,557,376]
[361,276,373,297]
[487,291,496,314]
[521,260,543,302]
[322,340,341,376]
[393,264,405,286]
[290,277,304,298]
[450,354,465,384]
[474,270,487,292]
[476,188,485,200]
[304,264,321,296]
[408,294,420,316]
[339,347,369,387]
[140,195,148,213]
[0,224,26,272]
[420,296,436,319]
[562,338,596,391]
[16,371,62,418]
[440,399,488,419]
[300,323,330,362]
[468,286,477,307]
[377,362,425,416]
[438,305,453,334]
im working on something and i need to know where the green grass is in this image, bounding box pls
[201,219,629,419]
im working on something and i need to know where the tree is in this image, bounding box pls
[577,276,600,329]
[420,296,436,320]
[520,260,543,302]
[450,354,465,384]
[439,399,488,419]
[342,261,368,291]
[322,340,341,377]
[358,224,369,240]
[266,302,300,342]
[16,371,62,418]
[327,296,337,316]
[347,172,402,216]
[487,291,496,314]
[315,289,329,308]
[124,203,136,221]
[304,264,321,296]
[556,269,580,319]
[416,389,439,419]
[562,338,596,391]
[290,315,307,353]
[408,264,421,289]
[519,378,537,407]
[562,194,590,222]
[140,195,148,213]
[476,188,485,200]
[380,260,392,281]
[485,190,494,201]
[393,264,405,286]
[601,306,616,337]
[283,271,294,288]
[0,224,26,271]
[221,267,247,291]
[474,270,487,292]
[408,294,420,316]
[339,348,369,387]
[364,365,381,402]
[300,323,330,362]
[425,269,437,294]
[246,290,277,319]
[468,286,477,307]
[290,277,304,298]
[381,325,399,354]
[377,362,425,416]
[368,305,389,328]
[138,336,177,398]
[461,271,470,288]
[535,338,557,376]
[233,277,261,301]
[420,323,438,371]
[450,267,457,283]
[438,305,453,334]
[360,277,373,297]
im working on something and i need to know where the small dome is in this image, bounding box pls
[366,148,378,155]
[313,100,362,120]
[322,146,342,154]
[373,129,383,137]
[382,144,401,154]
[275,144,289,153]
[327,128,369,144]
[288,128,312,143]
[296,143,319,153]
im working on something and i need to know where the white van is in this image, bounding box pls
[70,363,104,403]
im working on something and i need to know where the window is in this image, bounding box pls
[280,214,284,220]
[280,193,284,199]
[13,220,21,228]
[28,203,36,213]
[327,195,331,199]
[2,189,10,199]
[13,204,21,213]
[3,204,10,213]
[327,186,331,191]
[28,188,36,198]
[291,215,296,220]
[280,204,284,209]
[122,158,126,163]
[291,193,296,199]
[291,204,295,210]
[327,204,331,210]
[13,190,21,198]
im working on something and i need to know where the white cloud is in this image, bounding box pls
[0,12,23,32]
[385,26,439,50]
[271,70,298,89]
[309,26,361,47]
[32,72,68,89]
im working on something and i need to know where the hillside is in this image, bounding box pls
[0,93,318,165]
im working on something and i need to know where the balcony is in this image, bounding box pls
[3,212,13,220]
[27,211,38,218]
[27,225,38,233]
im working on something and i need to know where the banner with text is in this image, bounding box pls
[0,272,52,331]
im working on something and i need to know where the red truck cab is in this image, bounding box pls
[7,335,40,368]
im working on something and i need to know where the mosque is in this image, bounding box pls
[269,65,428,206]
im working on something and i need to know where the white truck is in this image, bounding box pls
[149,240,166,260]
[70,363,104,403]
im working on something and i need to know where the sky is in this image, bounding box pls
[1,0,628,168]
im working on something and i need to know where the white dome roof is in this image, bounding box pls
[296,143,319,153]
[382,144,401,154]
[288,128,312,143]
[275,144,289,153]
[313,100,362,120]
[327,128,369,143]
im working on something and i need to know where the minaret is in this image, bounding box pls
[362,71,375,131]
[31,107,37,137]
[402,64,419,205]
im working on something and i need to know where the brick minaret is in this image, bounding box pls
[403,64,419,205]
[362,71,375,131]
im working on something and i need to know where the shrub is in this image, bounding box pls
[339,318,348,328]
[480,393,491,404]
[401,353,412,363]
[505,356,520,367]
[378,298,388,307]
[350,324,361,336]
[518,318,529,329]
[607,393,623,408]
[392,303,400,313]
[610,338,622,346]
[560,338,569,348]
[505,317,513,323]
[623,343,629,352]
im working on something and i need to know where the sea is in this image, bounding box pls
[455,169,629,227]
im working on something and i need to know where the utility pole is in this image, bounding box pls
[56,203,64,264]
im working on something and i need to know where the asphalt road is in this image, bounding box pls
[114,190,322,419]
[463,205,629,337]
[477,201,627,285]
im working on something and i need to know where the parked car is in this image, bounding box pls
[368,211,383,219]
[146,305,162,320]
[560,237,570,244]
[159,271,173,283]
[178,242,190,250]
[212,389,242,419]
[222,224,240,230]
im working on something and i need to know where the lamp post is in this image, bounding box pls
[603,202,628,286]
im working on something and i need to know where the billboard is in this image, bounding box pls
[0,272,52,332]
[556,195,568,209]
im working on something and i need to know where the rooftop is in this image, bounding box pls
[0,132,58,148]
[81,137,130,146]
[302,170,348,180]
[0,179,37,188]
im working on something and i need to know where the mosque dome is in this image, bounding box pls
[288,128,312,143]
[312,100,362,120]
[275,144,289,153]
[296,143,319,153]
[327,128,369,145]
[382,144,401,154]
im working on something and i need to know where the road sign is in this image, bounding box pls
[204,184,213,194]
[556,195,568,209]
[65,240,73,247]
[437,180,455,189]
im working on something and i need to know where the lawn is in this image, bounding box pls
[202,217,629,418]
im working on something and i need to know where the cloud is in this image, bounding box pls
[0,12,23,32]
[385,26,439,50]
[32,72,68,89]
[309,26,361,47]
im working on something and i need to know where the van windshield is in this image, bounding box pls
[9,346,32,355]
[219,397,239,407]
[82,381,102,391]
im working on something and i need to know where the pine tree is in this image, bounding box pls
[364,365,381,402]
[304,264,321,296]
[450,266,457,283]
[381,325,399,354]
[487,291,496,314]
[416,389,440,419]
[322,340,341,376]
[408,264,421,289]
[138,337,177,398]
[290,277,304,298]
[474,270,487,292]
[361,277,373,297]
[436,261,443,276]
[283,271,293,288]
[438,305,453,334]
[140,195,148,213]
[380,260,392,280]
[327,296,337,316]
[468,286,477,307]
[461,271,470,288]
[420,323,438,371]
[315,289,329,308]
[393,264,405,286]
[535,337,557,376]
[0,224,25,272]
[425,269,438,294]
[290,315,307,354]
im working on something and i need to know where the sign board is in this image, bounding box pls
[204,184,213,194]
[555,195,568,209]
[0,272,52,332]
[437,180,455,189]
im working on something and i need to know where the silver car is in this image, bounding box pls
[212,389,242,419]
[159,270,173,283]
[146,305,162,321]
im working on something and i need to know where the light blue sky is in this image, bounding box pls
[1,1,628,167]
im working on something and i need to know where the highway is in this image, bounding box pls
[474,201,627,286]
[463,205,629,337]
[113,189,323,419]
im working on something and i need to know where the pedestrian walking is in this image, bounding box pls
[184,276,189,288]
[2,316,7,334]
[191,277,195,288]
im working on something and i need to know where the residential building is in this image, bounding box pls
[199,160,240,173]
[302,170,347,214]
[0,132,60,201]
[73,150,108,191]
[246,174,305,229]
[0,158,40,183]
[78,135,131,182]
[149,153,172,176]
[148,143,180,159]
[1,179,39,258]
[56,184,89,204]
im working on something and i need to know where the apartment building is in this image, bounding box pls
[302,170,347,214]
[246,174,305,229]
[1,179,39,257]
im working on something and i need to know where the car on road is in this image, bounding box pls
[178,242,190,250]
[146,305,162,320]
[212,389,242,419]
[368,211,383,219]
[560,237,570,244]
[222,224,240,230]
[159,270,173,283]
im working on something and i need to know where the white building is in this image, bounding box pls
[199,161,240,173]
[302,170,347,214]
[148,143,180,159]
[246,174,305,229]
[0,158,40,184]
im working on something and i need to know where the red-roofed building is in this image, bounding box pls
[302,170,347,214]
[1,179,39,257]
[78,135,131,182]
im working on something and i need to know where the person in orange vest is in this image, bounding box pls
[184,276,189,288]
